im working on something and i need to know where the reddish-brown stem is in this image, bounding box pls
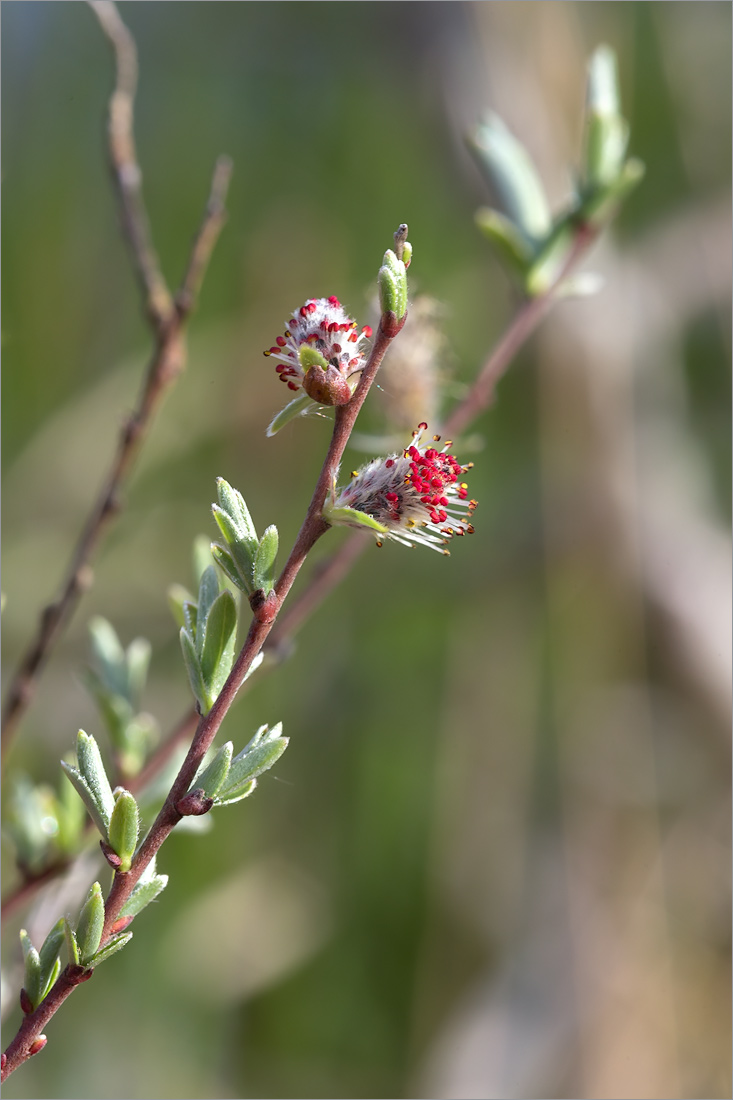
[1,1,232,756]
[1,294,404,1081]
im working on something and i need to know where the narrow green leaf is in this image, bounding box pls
[474,207,535,281]
[469,113,552,243]
[180,628,210,713]
[194,742,233,799]
[253,526,279,595]
[108,790,139,874]
[63,917,80,966]
[199,590,238,695]
[75,731,115,831]
[211,543,248,593]
[38,918,66,997]
[266,392,314,437]
[220,734,289,796]
[119,873,168,918]
[40,957,61,1002]
[196,567,220,654]
[182,600,197,638]
[76,882,105,965]
[86,931,133,968]
[60,761,109,840]
[214,778,258,806]
[125,637,151,709]
[20,930,42,1008]
[168,583,195,630]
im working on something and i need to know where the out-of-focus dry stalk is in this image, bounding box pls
[1,1,232,756]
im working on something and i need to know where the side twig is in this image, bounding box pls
[1,2,232,756]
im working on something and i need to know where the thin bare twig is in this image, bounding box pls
[1,3,232,756]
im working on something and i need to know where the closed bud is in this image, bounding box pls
[29,1035,47,1056]
[20,987,33,1015]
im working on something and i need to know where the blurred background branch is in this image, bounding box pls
[1,2,231,754]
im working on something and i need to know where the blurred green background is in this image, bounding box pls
[2,3,730,1098]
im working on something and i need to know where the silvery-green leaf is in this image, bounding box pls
[212,508,257,591]
[266,393,313,437]
[216,478,258,545]
[76,882,105,965]
[243,652,264,682]
[108,790,139,873]
[20,929,42,1009]
[475,207,535,281]
[60,761,110,840]
[119,873,169,918]
[85,931,133,968]
[125,637,151,708]
[75,731,115,831]
[195,567,220,655]
[469,113,552,243]
[214,778,258,806]
[211,543,247,593]
[180,628,209,712]
[193,741,233,799]
[57,768,87,853]
[253,526,279,595]
[88,617,126,694]
[220,735,288,796]
[182,600,197,638]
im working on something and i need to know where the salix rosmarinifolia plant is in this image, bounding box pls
[2,43,642,1082]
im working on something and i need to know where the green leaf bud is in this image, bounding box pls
[60,760,110,840]
[75,730,115,832]
[379,250,408,320]
[76,882,105,965]
[20,930,42,1010]
[216,478,258,549]
[107,789,139,874]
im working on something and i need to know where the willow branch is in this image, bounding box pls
[1,3,232,756]
[1,268,406,1081]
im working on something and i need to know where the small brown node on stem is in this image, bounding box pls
[379,312,407,340]
[249,589,278,624]
[19,988,33,1015]
[176,788,214,817]
[109,914,134,935]
[100,840,123,870]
